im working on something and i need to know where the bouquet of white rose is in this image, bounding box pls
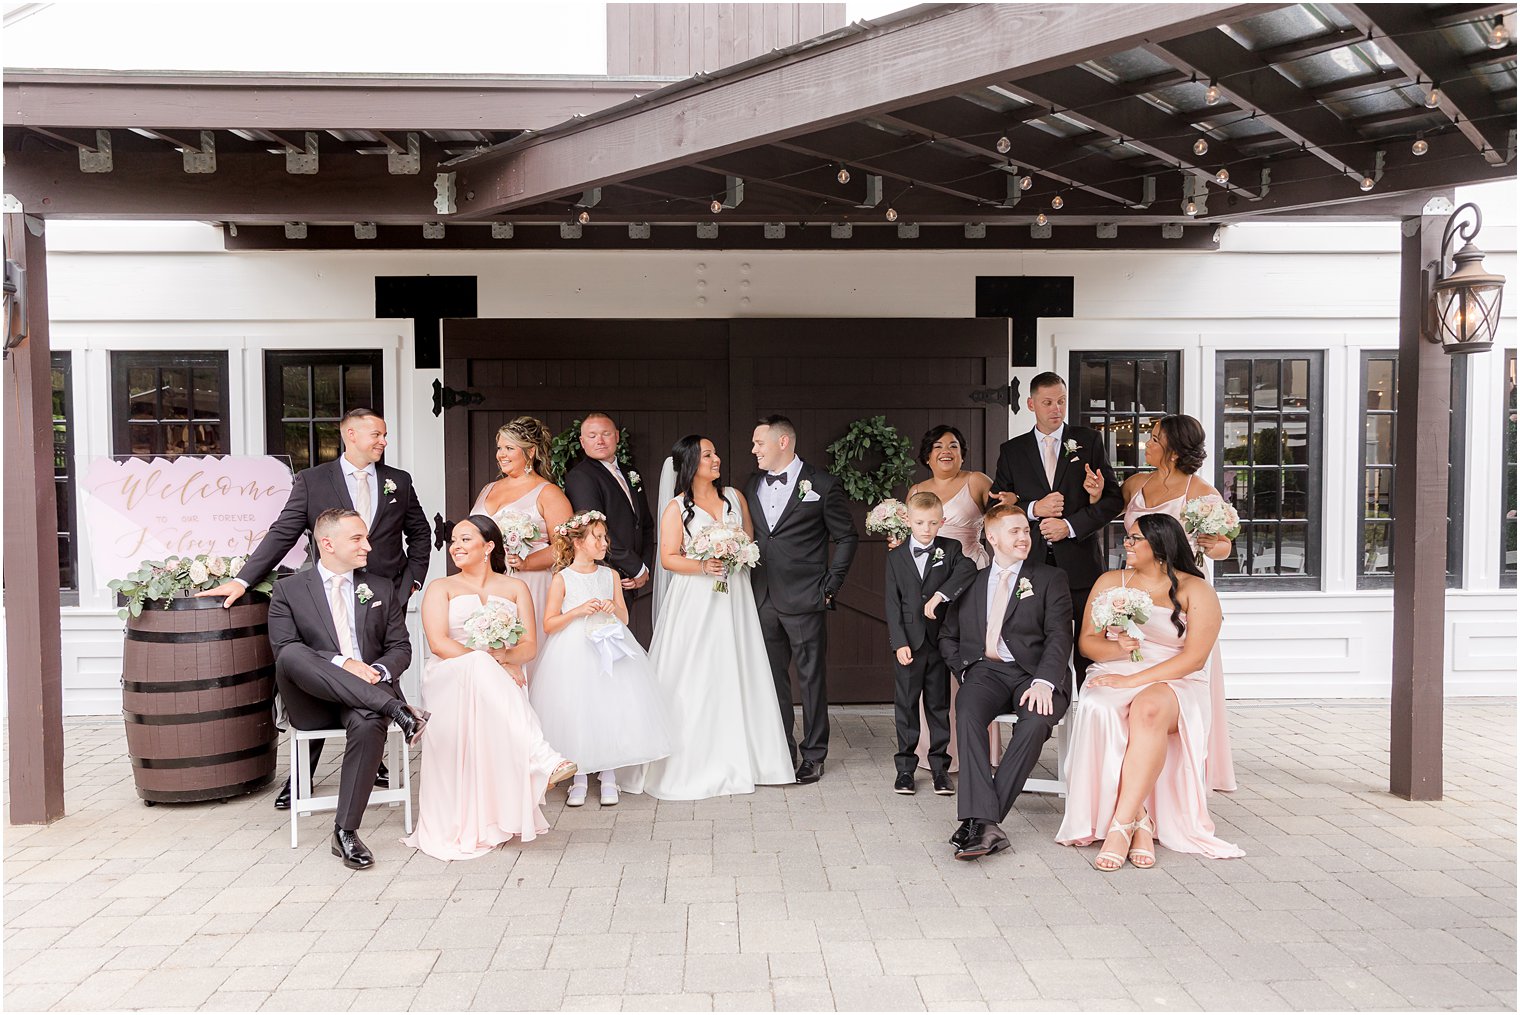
[1090,586,1154,662]
[865,498,911,543]
[492,509,543,572]
[1182,495,1241,567]
[687,522,761,594]
[460,599,526,650]
[108,553,265,620]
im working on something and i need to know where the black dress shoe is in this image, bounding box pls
[893,772,915,795]
[795,760,824,784]
[391,705,431,746]
[948,817,975,848]
[954,820,1010,861]
[273,777,292,811]
[331,828,374,870]
[374,761,391,788]
[932,772,954,796]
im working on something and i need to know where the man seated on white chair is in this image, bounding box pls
[267,507,428,870]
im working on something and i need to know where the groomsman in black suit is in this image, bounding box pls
[266,509,427,870]
[562,412,656,645]
[199,407,433,806]
[748,415,859,783]
[989,372,1122,684]
[939,503,1073,860]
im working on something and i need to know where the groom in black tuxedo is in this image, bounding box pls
[747,415,859,783]
[989,372,1121,684]
[939,503,1072,860]
[199,407,433,806]
[562,412,656,645]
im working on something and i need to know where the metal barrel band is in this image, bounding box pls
[124,624,267,644]
[122,664,274,695]
[130,741,276,769]
[123,699,273,726]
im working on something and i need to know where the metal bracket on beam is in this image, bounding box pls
[1000,172,1022,208]
[1162,223,1185,239]
[696,223,718,239]
[423,222,445,240]
[628,223,651,240]
[831,223,853,239]
[434,173,457,214]
[491,222,515,239]
[1254,167,1271,202]
[717,176,745,210]
[560,222,583,240]
[1181,175,1208,217]
[284,222,307,240]
[964,223,986,239]
[575,188,602,208]
[184,131,216,174]
[1096,223,1118,239]
[354,222,377,240]
[1030,222,1052,240]
[1422,195,1455,216]
[855,175,883,209]
[79,129,112,173]
[1130,176,1155,210]
[763,223,786,240]
[1366,149,1386,188]
[285,132,319,175]
[897,223,919,239]
[388,133,420,175]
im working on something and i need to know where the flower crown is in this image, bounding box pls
[554,510,607,537]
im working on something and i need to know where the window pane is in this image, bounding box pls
[1364,415,1395,466]
[1137,358,1167,413]
[191,367,220,419]
[161,368,189,420]
[128,367,158,419]
[1282,468,1310,519]
[128,423,158,456]
[283,365,309,418]
[1283,417,1309,463]
[1252,360,1280,409]
[1364,469,1393,518]
[1223,361,1251,411]
[315,422,341,464]
[313,365,341,419]
[192,423,223,454]
[1109,361,1138,414]
[1283,359,1310,408]
[1363,521,1394,575]
[343,364,374,412]
[1079,359,1107,411]
[1366,358,1396,410]
[284,423,312,471]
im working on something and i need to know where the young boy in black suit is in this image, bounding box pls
[884,491,977,795]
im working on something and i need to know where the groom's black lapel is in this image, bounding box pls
[769,462,811,536]
[1019,432,1051,494]
[749,473,772,538]
[303,568,342,652]
[325,460,356,512]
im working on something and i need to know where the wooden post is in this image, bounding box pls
[1390,212,1449,801]
[3,212,66,824]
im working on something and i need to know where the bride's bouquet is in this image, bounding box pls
[492,509,543,572]
[461,599,527,650]
[1090,586,1153,662]
[1181,495,1241,567]
[687,522,761,594]
[865,498,911,543]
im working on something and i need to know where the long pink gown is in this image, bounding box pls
[1122,477,1237,792]
[916,480,999,773]
[473,480,552,674]
[401,594,566,861]
[1055,577,1243,859]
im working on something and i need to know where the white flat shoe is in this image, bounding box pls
[599,783,620,807]
[566,781,587,807]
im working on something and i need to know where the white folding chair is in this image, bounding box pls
[288,723,412,847]
[993,687,1079,797]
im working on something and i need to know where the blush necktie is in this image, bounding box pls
[354,471,372,522]
[1042,435,1058,487]
[985,568,1013,661]
[329,575,357,660]
[610,464,634,507]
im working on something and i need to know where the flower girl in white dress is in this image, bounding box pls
[530,511,674,806]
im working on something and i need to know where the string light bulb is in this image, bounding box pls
[1035,212,1048,227]
[1192,137,1209,156]
[836,165,850,185]
[1185,200,1199,217]
[1412,133,1429,157]
[1359,175,1376,192]
[885,207,898,222]
[1204,81,1221,105]
[1489,16,1510,49]
[1215,167,1230,185]
[1019,175,1033,191]
[995,135,1011,154]
[577,210,591,225]
[1425,85,1442,108]
[710,199,723,214]
[1050,195,1064,210]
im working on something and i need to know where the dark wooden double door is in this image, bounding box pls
[442,318,1010,703]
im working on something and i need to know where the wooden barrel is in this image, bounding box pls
[121,594,278,804]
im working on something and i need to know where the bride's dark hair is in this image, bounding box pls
[670,434,707,535]
[465,513,509,574]
[1135,513,1204,637]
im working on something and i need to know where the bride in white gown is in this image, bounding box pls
[624,435,796,800]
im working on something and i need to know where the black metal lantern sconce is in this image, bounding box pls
[1425,202,1506,355]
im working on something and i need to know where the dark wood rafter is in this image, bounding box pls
[691,149,879,207]
[1310,67,1413,102]
[1426,3,1517,29]
[776,124,1026,208]
[1251,26,1369,64]
[446,3,1277,216]
[1334,4,1516,165]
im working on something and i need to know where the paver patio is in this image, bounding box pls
[4,701,1515,1012]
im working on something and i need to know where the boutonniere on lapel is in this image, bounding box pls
[1015,577,1035,601]
[931,547,945,566]
[626,470,641,489]
[355,583,374,604]
[796,479,813,501]
[382,479,396,496]
[1063,439,1082,462]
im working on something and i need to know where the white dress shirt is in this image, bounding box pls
[983,559,1053,691]
[1028,425,1077,540]
[759,456,804,529]
[317,561,390,682]
[339,456,380,527]
[909,538,953,605]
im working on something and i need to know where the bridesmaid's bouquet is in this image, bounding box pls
[688,523,761,594]
[865,499,911,543]
[1182,495,1241,567]
[1090,587,1153,662]
[461,600,527,650]
[492,510,543,572]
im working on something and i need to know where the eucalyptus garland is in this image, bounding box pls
[548,418,636,485]
[826,415,915,504]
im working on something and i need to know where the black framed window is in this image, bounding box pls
[52,353,78,593]
[1357,352,1467,589]
[1071,351,1181,570]
[1503,349,1517,588]
[1215,352,1323,589]
[111,352,230,458]
[264,351,384,472]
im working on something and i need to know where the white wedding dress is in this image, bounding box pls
[624,487,796,800]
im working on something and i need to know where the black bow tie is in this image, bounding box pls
[913,545,933,557]
[765,473,789,486]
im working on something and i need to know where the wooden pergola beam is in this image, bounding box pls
[1335,4,1515,165]
[691,149,879,208]
[447,3,1275,216]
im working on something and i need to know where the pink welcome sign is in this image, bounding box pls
[80,455,306,582]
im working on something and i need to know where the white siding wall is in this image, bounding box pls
[37,214,1518,713]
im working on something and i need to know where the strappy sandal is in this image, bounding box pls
[1094,816,1137,872]
[548,760,578,788]
[1128,809,1157,869]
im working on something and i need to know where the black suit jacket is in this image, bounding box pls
[240,459,432,593]
[884,535,977,652]
[267,568,412,680]
[745,463,859,615]
[562,456,654,586]
[989,424,1122,592]
[937,559,1074,695]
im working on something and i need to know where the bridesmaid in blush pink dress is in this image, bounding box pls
[402,516,577,861]
[1056,514,1243,868]
[472,417,573,674]
[1119,414,1236,792]
[901,425,996,773]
